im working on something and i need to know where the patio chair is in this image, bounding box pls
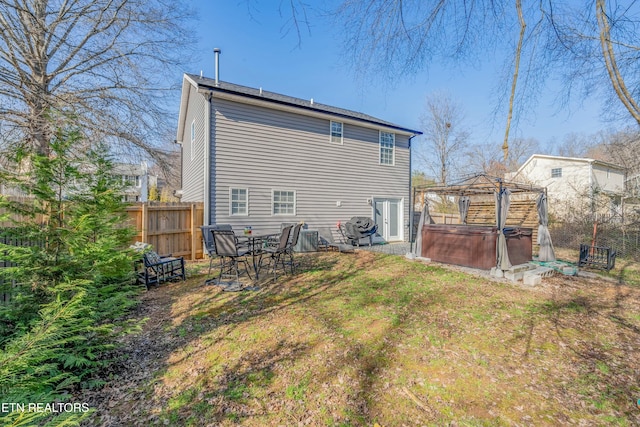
[212,229,253,285]
[265,222,297,247]
[284,223,303,274]
[259,225,293,280]
[201,224,233,275]
[317,227,355,253]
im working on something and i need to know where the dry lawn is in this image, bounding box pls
[80,251,640,426]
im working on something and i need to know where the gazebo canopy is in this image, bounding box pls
[414,173,545,197]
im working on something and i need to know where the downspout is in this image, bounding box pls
[204,92,212,226]
[408,135,416,247]
[589,161,594,217]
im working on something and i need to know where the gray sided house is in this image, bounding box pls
[176,73,422,242]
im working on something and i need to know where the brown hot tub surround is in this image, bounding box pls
[421,224,532,270]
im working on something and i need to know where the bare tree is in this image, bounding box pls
[589,128,640,176]
[554,133,597,158]
[464,142,505,177]
[465,137,538,177]
[501,0,529,161]
[333,0,640,158]
[416,91,469,185]
[0,0,194,158]
[505,137,539,170]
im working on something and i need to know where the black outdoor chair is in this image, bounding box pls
[317,226,355,253]
[136,250,185,289]
[259,225,293,280]
[201,224,233,275]
[212,229,253,285]
[284,223,303,274]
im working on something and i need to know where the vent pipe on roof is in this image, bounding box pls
[310,98,314,105]
[214,48,221,85]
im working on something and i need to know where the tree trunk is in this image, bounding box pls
[597,0,640,125]
[502,0,526,163]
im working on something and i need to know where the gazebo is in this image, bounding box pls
[411,174,555,270]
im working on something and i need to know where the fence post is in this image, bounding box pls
[190,203,197,261]
[141,202,148,243]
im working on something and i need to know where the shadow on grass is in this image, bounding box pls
[111,252,450,426]
[83,251,640,426]
[521,287,640,421]
[81,252,390,425]
[164,340,312,425]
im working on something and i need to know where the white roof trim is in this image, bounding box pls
[176,75,197,144]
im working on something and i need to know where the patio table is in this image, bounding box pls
[237,233,278,281]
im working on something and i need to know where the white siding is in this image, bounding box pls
[592,163,624,193]
[180,85,207,202]
[519,157,587,217]
[517,156,625,218]
[209,98,411,237]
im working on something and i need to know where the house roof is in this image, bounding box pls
[511,154,626,179]
[177,73,422,141]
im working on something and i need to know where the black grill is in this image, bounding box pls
[341,217,378,246]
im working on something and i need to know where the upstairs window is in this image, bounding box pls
[230,188,248,215]
[330,121,343,144]
[379,132,395,165]
[272,190,296,215]
[551,168,562,178]
[123,175,140,187]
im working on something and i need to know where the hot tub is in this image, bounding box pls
[421,224,532,270]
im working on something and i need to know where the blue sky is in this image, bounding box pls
[180,1,609,154]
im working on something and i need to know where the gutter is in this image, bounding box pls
[204,93,211,225]
[408,134,417,247]
[589,161,594,216]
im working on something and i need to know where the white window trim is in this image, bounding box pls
[379,131,395,166]
[271,189,296,216]
[551,167,562,178]
[229,187,249,216]
[330,120,343,145]
[190,120,196,161]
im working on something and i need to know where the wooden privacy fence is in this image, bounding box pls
[413,195,540,246]
[0,228,43,304]
[126,202,204,260]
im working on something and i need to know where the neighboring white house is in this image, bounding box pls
[175,72,422,241]
[1,161,157,202]
[112,162,157,202]
[508,154,625,220]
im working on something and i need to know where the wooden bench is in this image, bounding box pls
[578,244,616,272]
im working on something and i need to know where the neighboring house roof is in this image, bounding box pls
[511,154,626,180]
[177,73,422,142]
[112,162,147,176]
